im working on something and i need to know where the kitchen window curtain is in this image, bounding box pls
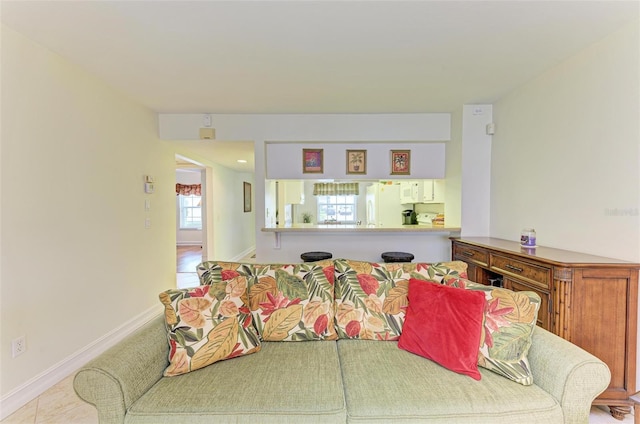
[312,182,359,196]
[176,183,201,196]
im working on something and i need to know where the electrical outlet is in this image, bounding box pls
[12,336,26,358]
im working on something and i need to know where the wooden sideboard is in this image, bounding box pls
[451,237,639,421]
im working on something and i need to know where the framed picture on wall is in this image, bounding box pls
[243,182,252,212]
[346,149,367,175]
[390,150,411,175]
[302,148,324,173]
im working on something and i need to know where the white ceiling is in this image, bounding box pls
[2,1,638,170]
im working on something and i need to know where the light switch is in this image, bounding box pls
[145,199,151,211]
[145,218,151,229]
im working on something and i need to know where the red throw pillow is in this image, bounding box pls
[398,279,486,380]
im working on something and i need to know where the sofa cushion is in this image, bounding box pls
[399,280,485,380]
[159,283,261,376]
[197,261,257,287]
[442,277,541,386]
[337,339,563,423]
[248,260,337,341]
[333,259,468,340]
[126,341,346,424]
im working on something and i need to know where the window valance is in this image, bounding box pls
[176,183,201,196]
[313,182,359,196]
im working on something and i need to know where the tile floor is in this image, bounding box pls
[1,374,97,424]
[1,248,634,423]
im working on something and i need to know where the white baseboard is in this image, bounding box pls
[230,245,256,262]
[0,305,161,420]
[176,242,203,246]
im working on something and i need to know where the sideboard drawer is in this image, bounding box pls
[490,254,551,290]
[453,244,489,267]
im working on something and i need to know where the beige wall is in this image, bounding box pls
[0,25,176,401]
[491,21,640,262]
[206,166,256,261]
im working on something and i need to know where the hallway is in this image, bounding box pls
[177,245,201,288]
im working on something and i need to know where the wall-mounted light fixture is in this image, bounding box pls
[199,128,215,139]
[200,114,215,139]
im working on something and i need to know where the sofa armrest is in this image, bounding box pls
[528,326,611,424]
[73,315,168,424]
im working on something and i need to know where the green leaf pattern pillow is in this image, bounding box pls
[334,260,469,340]
[248,260,337,341]
[441,277,541,385]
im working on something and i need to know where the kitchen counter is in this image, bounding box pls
[257,224,460,263]
[261,224,460,233]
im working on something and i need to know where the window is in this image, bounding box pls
[316,195,357,223]
[179,195,202,229]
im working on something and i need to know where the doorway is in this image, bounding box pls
[175,156,208,288]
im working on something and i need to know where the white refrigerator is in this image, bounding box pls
[365,183,405,227]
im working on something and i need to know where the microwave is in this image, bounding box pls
[400,181,422,204]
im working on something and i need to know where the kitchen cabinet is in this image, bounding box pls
[423,180,445,203]
[282,180,304,205]
[452,237,639,421]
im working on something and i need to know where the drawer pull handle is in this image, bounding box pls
[462,251,474,257]
[505,264,523,273]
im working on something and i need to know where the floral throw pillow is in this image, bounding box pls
[159,280,261,377]
[439,277,541,385]
[333,260,469,340]
[248,260,337,341]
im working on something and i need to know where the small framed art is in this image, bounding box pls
[243,182,252,212]
[346,149,367,175]
[303,148,324,173]
[390,150,411,175]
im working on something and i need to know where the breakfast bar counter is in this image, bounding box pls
[257,224,462,263]
[261,224,461,233]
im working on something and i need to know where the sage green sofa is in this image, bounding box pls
[74,259,610,423]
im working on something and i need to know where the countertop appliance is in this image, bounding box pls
[402,210,413,225]
[416,213,438,225]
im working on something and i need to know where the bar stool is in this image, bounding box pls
[381,251,414,263]
[300,251,333,262]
